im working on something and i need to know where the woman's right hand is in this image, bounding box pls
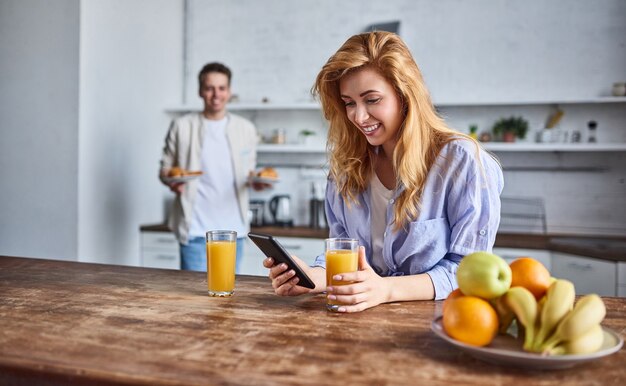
[263,256,316,297]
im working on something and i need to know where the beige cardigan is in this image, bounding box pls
[160,112,257,244]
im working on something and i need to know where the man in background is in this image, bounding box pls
[160,62,262,272]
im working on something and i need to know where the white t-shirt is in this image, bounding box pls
[188,117,246,238]
[369,173,393,276]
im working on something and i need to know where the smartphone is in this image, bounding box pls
[247,232,316,289]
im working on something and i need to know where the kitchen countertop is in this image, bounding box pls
[1,255,624,385]
[140,224,626,262]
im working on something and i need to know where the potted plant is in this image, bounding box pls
[299,129,317,145]
[492,116,529,143]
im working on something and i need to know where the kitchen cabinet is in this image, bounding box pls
[241,236,324,276]
[551,252,616,296]
[493,247,552,271]
[140,231,180,270]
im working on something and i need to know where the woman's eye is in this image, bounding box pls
[367,98,381,104]
[344,101,355,107]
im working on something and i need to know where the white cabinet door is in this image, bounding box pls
[240,236,325,276]
[551,252,616,296]
[141,231,180,270]
[493,247,552,272]
[142,249,180,270]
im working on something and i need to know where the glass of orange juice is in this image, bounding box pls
[206,230,237,297]
[325,238,358,311]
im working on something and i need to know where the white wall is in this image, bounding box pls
[0,0,80,260]
[186,0,626,104]
[78,0,183,265]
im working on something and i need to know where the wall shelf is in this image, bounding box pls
[258,144,325,153]
[166,102,320,113]
[435,97,626,107]
[258,143,626,154]
[483,143,626,152]
[166,97,626,113]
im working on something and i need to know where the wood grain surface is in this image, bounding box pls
[1,256,624,385]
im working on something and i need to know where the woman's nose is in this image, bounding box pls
[353,104,369,125]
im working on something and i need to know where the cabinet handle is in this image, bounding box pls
[567,262,593,271]
[283,245,302,250]
[156,238,176,243]
[156,255,175,260]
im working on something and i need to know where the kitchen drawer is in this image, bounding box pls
[551,252,616,296]
[493,247,552,272]
[142,249,180,270]
[142,231,178,249]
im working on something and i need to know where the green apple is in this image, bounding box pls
[457,251,512,299]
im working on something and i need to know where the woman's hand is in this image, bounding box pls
[326,246,392,313]
[263,255,319,297]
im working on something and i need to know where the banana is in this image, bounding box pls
[547,324,605,355]
[491,295,515,334]
[540,294,606,353]
[532,279,575,351]
[504,286,538,351]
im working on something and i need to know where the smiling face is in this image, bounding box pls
[199,72,231,119]
[339,67,404,156]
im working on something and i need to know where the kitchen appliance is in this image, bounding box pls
[309,181,327,229]
[268,194,293,227]
[249,199,265,227]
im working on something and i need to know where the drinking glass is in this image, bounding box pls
[325,238,358,311]
[206,230,237,297]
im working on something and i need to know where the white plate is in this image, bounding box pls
[431,316,623,370]
[250,176,280,184]
[162,174,201,184]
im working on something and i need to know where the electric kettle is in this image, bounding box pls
[268,194,293,227]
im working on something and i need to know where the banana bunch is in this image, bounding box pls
[496,279,607,355]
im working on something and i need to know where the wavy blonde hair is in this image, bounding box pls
[313,31,479,230]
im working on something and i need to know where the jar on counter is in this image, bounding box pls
[612,82,626,97]
[272,129,286,144]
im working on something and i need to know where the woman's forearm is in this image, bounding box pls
[385,273,435,302]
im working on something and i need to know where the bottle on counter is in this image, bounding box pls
[587,121,597,143]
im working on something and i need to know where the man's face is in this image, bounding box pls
[199,72,231,116]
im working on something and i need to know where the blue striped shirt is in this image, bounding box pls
[314,139,504,300]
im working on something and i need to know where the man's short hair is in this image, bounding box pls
[198,62,232,89]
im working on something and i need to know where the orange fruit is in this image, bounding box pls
[442,296,498,347]
[442,288,465,315]
[509,257,551,300]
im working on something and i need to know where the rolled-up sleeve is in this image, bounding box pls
[427,253,463,300]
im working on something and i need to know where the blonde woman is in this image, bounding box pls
[263,32,503,312]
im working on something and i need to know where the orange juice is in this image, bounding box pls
[326,249,358,309]
[207,240,236,296]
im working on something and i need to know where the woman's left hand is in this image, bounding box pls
[326,246,392,313]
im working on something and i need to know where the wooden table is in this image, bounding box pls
[1,256,624,385]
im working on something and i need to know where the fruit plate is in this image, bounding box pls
[431,316,623,370]
[162,174,201,184]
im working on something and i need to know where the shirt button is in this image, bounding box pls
[383,231,387,238]
[389,199,395,204]
[479,229,486,236]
